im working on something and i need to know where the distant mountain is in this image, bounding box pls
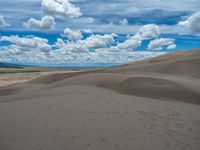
[0,62,23,68]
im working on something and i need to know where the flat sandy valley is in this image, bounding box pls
[0,49,200,150]
[0,68,85,87]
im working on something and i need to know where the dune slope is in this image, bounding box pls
[1,49,200,104]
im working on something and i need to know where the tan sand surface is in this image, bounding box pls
[0,49,200,150]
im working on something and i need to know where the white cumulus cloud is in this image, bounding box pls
[0,35,51,52]
[82,33,116,49]
[23,16,55,31]
[135,24,160,40]
[109,24,160,51]
[58,32,116,53]
[0,24,171,65]
[115,36,142,51]
[148,38,176,50]
[41,0,81,18]
[62,28,83,41]
[167,44,176,49]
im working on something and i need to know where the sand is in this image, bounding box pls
[0,49,200,150]
[0,73,42,87]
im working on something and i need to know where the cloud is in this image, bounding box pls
[148,38,176,50]
[135,24,160,40]
[167,44,176,49]
[58,24,160,54]
[41,0,81,18]
[0,35,51,52]
[54,38,65,48]
[0,15,10,27]
[62,28,83,41]
[114,36,142,51]
[23,16,55,31]
[119,18,128,26]
[82,33,116,49]
[108,24,160,51]
[178,11,200,34]
[0,43,165,65]
[1,0,200,35]
[0,25,171,65]
[58,32,117,53]
[0,42,165,65]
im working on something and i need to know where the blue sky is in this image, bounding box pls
[0,0,200,66]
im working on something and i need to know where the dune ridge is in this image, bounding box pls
[1,49,200,104]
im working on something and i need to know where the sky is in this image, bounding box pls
[0,0,200,66]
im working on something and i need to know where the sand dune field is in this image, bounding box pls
[0,49,200,150]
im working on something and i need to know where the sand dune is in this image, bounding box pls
[0,49,200,150]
